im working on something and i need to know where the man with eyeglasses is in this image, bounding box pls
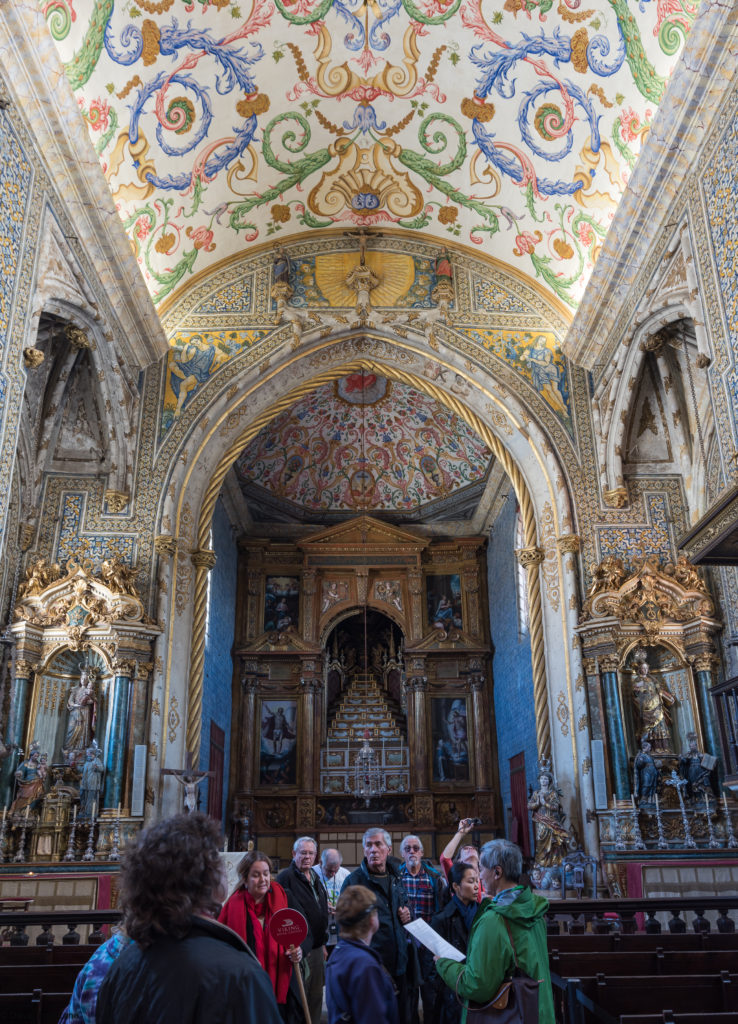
[399,834,446,1024]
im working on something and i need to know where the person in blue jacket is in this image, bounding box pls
[326,885,400,1024]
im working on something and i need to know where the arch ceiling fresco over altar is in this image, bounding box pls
[45,0,694,313]
[234,373,495,522]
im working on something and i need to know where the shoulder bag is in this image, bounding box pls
[454,919,540,1023]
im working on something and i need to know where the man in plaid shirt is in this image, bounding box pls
[399,834,446,1024]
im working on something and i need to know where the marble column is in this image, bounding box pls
[4,659,33,748]
[468,674,492,790]
[240,670,260,795]
[300,676,322,794]
[104,661,134,809]
[406,675,429,792]
[693,655,722,770]
[600,657,630,801]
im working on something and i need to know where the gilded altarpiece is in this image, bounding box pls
[230,517,497,853]
[0,558,160,861]
[574,554,735,884]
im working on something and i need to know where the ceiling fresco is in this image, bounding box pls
[234,372,494,521]
[46,0,695,313]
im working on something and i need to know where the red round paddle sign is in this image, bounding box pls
[268,907,309,947]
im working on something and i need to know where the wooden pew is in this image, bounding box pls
[550,948,738,978]
[0,962,86,994]
[0,988,70,1024]
[0,943,98,966]
[549,932,738,953]
[561,972,738,1023]
[621,1015,738,1024]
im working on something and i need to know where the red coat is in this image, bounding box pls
[219,882,293,1004]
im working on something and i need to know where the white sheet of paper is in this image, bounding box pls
[404,918,466,962]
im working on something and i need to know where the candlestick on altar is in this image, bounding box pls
[665,770,696,849]
[705,791,721,849]
[630,802,646,850]
[723,792,738,848]
[655,792,668,849]
[82,809,97,862]
[14,813,29,863]
[0,810,8,863]
[63,811,78,862]
[109,806,121,862]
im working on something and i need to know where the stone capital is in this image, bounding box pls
[155,535,178,559]
[405,675,428,692]
[515,546,544,571]
[599,654,619,673]
[191,549,217,572]
[14,659,35,679]
[603,487,628,509]
[691,653,718,674]
[104,490,129,514]
[300,677,323,692]
[557,534,581,555]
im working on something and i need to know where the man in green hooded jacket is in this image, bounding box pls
[435,838,554,1024]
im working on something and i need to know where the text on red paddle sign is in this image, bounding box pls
[269,907,309,947]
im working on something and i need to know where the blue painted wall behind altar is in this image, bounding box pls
[487,493,537,849]
[199,497,237,826]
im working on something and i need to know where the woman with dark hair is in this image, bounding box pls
[427,862,481,1024]
[326,885,399,1024]
[219,849,306,1023]
[96,813,281,1024]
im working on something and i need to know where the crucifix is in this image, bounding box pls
[161,752,215,814]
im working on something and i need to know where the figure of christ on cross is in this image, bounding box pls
[161,752,215,814]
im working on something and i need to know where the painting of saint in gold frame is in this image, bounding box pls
[258,698,298,787]
[431,696,471,785]
[426,574,463,631]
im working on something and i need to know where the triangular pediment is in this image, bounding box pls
[407,626,486,654]
[299,515,427,554]
[243,628,321,655]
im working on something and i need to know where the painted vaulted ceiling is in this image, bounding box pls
[234,373,495,522]
[46,0,694,314]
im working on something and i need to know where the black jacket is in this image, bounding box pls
[428,898,476,1024]
[96,916,282,1024]
[276,861,329,951]
[341,858,410,978]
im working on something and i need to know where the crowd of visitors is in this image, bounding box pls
[58,813,552,1024]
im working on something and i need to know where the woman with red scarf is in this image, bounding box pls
[219,850,306,1023]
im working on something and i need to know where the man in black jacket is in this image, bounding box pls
[276,835,329,1024]
[341,828,412,1019]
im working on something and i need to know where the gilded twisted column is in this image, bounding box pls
[516,546,549,760]
[185,548,217,760]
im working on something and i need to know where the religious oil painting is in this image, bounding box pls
[264,576,300,633]
[426,574,463,631]
[431,696,471,785]
[258,699,298,787]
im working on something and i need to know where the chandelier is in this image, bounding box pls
[352,729,383,806]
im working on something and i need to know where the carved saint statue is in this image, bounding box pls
[633,738,660,806]
[527,762,570,868]
[678,731,717,803]
[79,743,104,819]
[10,742,47,814]
[64,667,97,764]
[630,650,675,752]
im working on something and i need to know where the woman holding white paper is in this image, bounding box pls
[426,862,480,1024]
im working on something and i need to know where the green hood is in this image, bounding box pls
[484,888,550,929]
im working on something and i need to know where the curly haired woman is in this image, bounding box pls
[96,812,281,1024]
